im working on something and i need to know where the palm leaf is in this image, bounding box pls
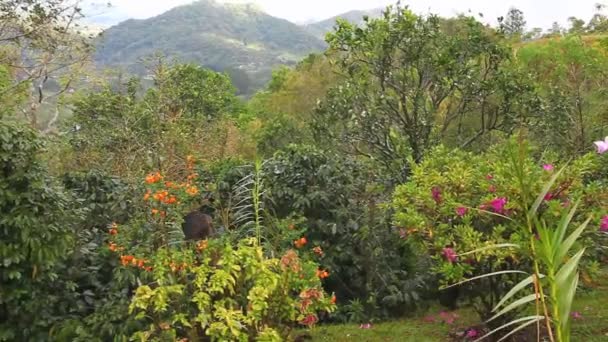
[493,274,544,312]
[473,315,544,342]
[487,293,541,323]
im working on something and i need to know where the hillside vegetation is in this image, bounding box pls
[1,1,608,342]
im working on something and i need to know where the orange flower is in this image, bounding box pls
[312,246,324,257]
[108,242,118,252]
[151,208,159,215]
[316,269,330,279]
[197,240,208,251]
[137,259,146,268]
[164,196,177,205]
[143,190,151,201]
[145,172,163,184]
[109,228,118,235]
[144,266,153,272]
[186,186,199,196]
[187,173,198,181]
[331,295,337,304]
[120,255,134,266]
[164,181,175,188]
[294,237,307,249]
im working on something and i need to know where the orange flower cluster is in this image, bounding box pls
[312,246,324,257]
[299,288,323,312]
[120,255,152,271]
[294,237,307,249]
[169,261,189,272]
[108,222,118,235]
[151,208,167,217]
[108,242,118,252]
[331,294,337,304]
[196,239,208,251]
[145,172,163,184]
[186,185,199,196]
[280,250,301,272]
[316,269,330,279]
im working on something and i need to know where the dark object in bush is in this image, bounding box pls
[438,286,460,310]
[182,203,215,240]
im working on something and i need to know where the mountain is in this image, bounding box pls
[304,8,384,39]
[94,0,326,93]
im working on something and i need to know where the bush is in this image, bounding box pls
[392,141,606,324]
[259,145,429,320]
[0,122,80,340]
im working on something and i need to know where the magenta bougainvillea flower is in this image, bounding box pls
[594,136,608,154]
[466,328,479,339]
[442,247,458,263]
[439,311,458,324]
[543,164,554,171]
[431,186,442,204]
[488,197,508,214]
[600,215,608,232]
[544,192,554,201]
[456,207,468,217]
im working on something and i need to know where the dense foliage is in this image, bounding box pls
[0,2,607,341]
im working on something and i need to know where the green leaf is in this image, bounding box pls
[473,315,544,342]
[457,244,519,257]
[555,248,585,290]
[493,274,543,312]
[496,316,545,342]
[554,219,589,265]
[558,272,579,337]
[441,270,528,290]
[487,293,541,323]
[528,165,565,217]
[552,201,579,254]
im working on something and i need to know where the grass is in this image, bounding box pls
[304,269,608,341]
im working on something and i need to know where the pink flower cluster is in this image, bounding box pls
[443,247,458,263]
[601,215,608,233]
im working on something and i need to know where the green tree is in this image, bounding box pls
[0,121,80,340]
[500,7,527,38]
[518,36,608,155]
[313,6,537,178]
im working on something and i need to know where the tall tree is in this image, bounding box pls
[313,6,538,178]
[0,0,93,130]
[500,7,527,38]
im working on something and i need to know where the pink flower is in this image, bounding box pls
[443,247,458,263]
[431,186,442,204]
[594,136,608,154]
[489,197,508,214]
[600,215,608,232]
[299,314,318,326]
[466,328,479,339]
[423,315,436,323]
[488,185,497,193]
[486,174,494,180]
[359,323,372,329]
[543,164,554,172]
[571,311,582,320]
[439,311,458,324]
[544,193,554,201]
[456,207,468,217]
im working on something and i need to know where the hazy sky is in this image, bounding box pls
[85,0,602,29]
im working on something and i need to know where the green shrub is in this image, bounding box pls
[0,122,80,340]
[392,141,605,325]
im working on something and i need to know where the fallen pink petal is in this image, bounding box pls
[543,164,554,171]
[593,136,608,154]
[359,323,372,329]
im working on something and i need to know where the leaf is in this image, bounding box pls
[458,244,519,257]
[496,316,545,342]
[473,315,544,342]
[529,165,565,216]
[441,271,527,289]
[558,272,579,336]
[487,293,540,323]
[552,201,579,253]
[554,219,589,265]
[493,274,543,312]
[555,248,585,290]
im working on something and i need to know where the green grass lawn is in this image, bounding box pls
[304,271,608,341]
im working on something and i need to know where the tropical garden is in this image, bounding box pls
[0,1,607,341]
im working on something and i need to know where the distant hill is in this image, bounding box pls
[94,0,326,94]
[304,8,384,39]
